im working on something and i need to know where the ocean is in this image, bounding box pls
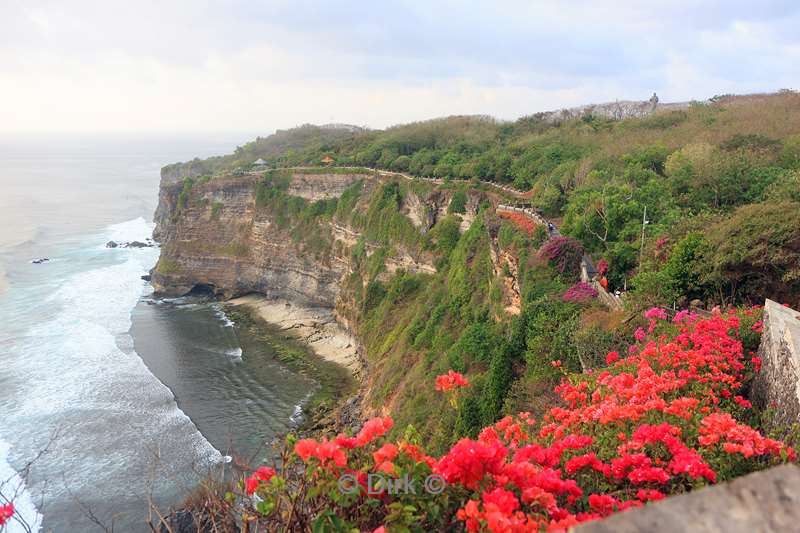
[0,135,315,532]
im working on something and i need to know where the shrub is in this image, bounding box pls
[448,190,468,214]
[177,177,193,211]
[496,211,538,236]
[211,201,223,220]
[234,309,793,532]
[720,133,780,153]
[539,236,584,277]
[562,282,598,302]
[780,135,800,169]
[363,280,387,312]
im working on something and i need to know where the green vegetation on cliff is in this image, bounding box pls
[249,170,624,452]
[165,91,800,453]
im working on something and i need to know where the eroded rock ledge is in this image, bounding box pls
[227,294,364,377]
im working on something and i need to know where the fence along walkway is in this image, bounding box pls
[496,205,623,311]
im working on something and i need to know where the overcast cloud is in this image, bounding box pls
[1,0,798,133]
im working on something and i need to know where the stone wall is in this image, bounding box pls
[751,299,800,434]
[575,464,800,533]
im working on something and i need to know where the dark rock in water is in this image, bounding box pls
[159,509,240,533]
[109,240,156,249]
[141,274,152,281]
[31,258,49,264]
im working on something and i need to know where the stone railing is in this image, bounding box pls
[590,279,623,311]
[496,204,549,226]
[751,299,800,433]
[576,463,800,532]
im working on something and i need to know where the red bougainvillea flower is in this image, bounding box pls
[497,210,538,236]
[435,370,470,392]
[636,489,665,502]
[372,442,399,475]
[435,438,508,490]
[244,465,277,495]
[0,503,13,526]
[672,309,690,323]
[256,307,795,532]
[539,236,584,275]
[588,493,618,516]
[698,412,794,460]
[294,438,348,467]
[356,416,394,446]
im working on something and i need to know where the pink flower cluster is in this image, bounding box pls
[561,282,598,303]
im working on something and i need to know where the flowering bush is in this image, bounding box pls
[234,308,793,532]
[562,282,598,303]
[497,211,539,236]
[538,237,584,277]
[435,370,470,392]
[0,503,13,527]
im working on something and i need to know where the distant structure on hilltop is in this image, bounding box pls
[319,123,368,133]
[536,93,695,124]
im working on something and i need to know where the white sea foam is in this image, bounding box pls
[289,404,304,425]
[211,304,235,328]
[106,216,156,245]
[0,218,222,529]
[0,441,42,533]
[225,347,243,358]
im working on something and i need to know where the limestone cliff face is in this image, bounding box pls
[150,170,443,309]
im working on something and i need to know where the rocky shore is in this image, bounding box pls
[228,294,362,375]
[226,294,365,435]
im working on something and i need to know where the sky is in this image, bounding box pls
[1,0,799,134]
